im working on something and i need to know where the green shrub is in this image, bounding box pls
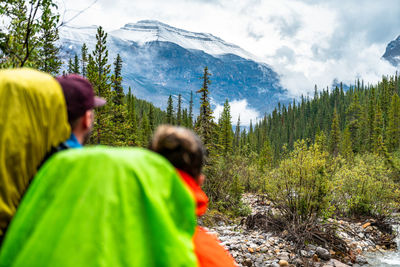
[265,140,333,222]
[333,153,399,217]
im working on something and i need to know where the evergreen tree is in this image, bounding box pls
[329,108,340,156]
[367,88,376,151]
[218,99,233,156]
[0,0,60,68]
[166,95,174,124]
[87,26,112,145]
[372,107,384,153]
[346,93,362,152]
[259,139,273,172]
[234,116,241,150]
[177,94,182,126]
[81,43,88,77]
[72,54,80,74]
[67,58,73,73]
[149,105,155,132]
[195,67,214,150]
[37,1,61,75]
[387,94,400,152]
[188,91,194,128]
[341,126,353,160]
[112,54,124,106]
[127,87,138,145]
[140,113,151,146]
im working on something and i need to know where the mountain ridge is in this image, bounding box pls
[59,20,287,115]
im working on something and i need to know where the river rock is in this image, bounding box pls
[278,259,289,266]
[243,258,253,266]
[316,247,331,260]
[355,255,368,264]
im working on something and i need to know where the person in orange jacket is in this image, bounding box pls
[150,125,237,267]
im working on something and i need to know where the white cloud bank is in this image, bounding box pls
[213,99,260,127]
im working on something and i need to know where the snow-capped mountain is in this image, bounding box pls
[383,35,400,67]
[111,20,256,60]
[59,20,287,114]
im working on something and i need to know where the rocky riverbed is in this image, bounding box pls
[202,194,398,267]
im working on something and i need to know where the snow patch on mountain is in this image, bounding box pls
[111,20,256,60]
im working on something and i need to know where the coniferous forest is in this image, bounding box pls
[1,1,400,261]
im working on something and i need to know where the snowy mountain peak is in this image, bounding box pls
[383,35,400,66]
[111,20,255,60]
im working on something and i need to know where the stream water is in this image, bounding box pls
[366,225,400,267]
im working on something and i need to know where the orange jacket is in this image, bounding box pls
[178,170,237,267]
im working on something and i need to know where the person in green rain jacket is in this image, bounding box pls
[0,68,70,240]
[0,147,198,267]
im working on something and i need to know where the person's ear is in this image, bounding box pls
[82,110,92,129]
[196,174,205,186]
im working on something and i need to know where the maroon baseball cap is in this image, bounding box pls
[56,74,106,122]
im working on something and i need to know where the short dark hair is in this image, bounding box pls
[149,125,205,178]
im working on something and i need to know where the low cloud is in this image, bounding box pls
[213,99,260,126]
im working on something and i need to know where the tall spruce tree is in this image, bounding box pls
[87,26,112,145]
[166,95,174,124]
[189,91,194,128]
[112,54,124,106]
[1,0,60,68]
[37,1,61,75]
[218,99,233,156]
[329,108,340,156]
[177,94,182,126]
[234,116,241,150]
[386,94,400,152]
[81,43,88,77]
[72,54,80,74]
[196,66,214,150]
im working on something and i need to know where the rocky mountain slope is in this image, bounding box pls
[59,20,287,114]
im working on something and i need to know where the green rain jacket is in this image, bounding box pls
[0,68,70,238]
[0,147,198,267]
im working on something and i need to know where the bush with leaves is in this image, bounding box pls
[333,153,399,217]
[202,155,254,217]
[265,140,333,223]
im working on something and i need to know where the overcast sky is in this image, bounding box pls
[59,0,399,125]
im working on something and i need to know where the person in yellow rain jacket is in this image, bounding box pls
[0,68,70,241]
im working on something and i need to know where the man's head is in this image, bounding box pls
[149,125,206,184]
[56,74,106,144]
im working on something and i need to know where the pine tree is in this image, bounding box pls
[346,93,362,153]
[195,67,214,150]
[149,105,155,132]
[218,99,233,156]
[177,94,182,126]
[166,95,174,124]
[127,87,138,145]
[37,1,61,75]
[372,107,384,153]
[341,126,353,160]
[112,54,124,106]
[87,26,112,145]
[67,58,73,73]
[367,88,376,151]
[188,91,193,129]
[188,91,194,128]
[386,94,400,152]
[81,43,88,77]
[72,54,80,74]
[329,108,340,156]
[259,139,273,172]
[140,113,151,146]
[1,0,60,68]
[234,116,241,150]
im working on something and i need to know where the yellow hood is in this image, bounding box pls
[0,68,70,237]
